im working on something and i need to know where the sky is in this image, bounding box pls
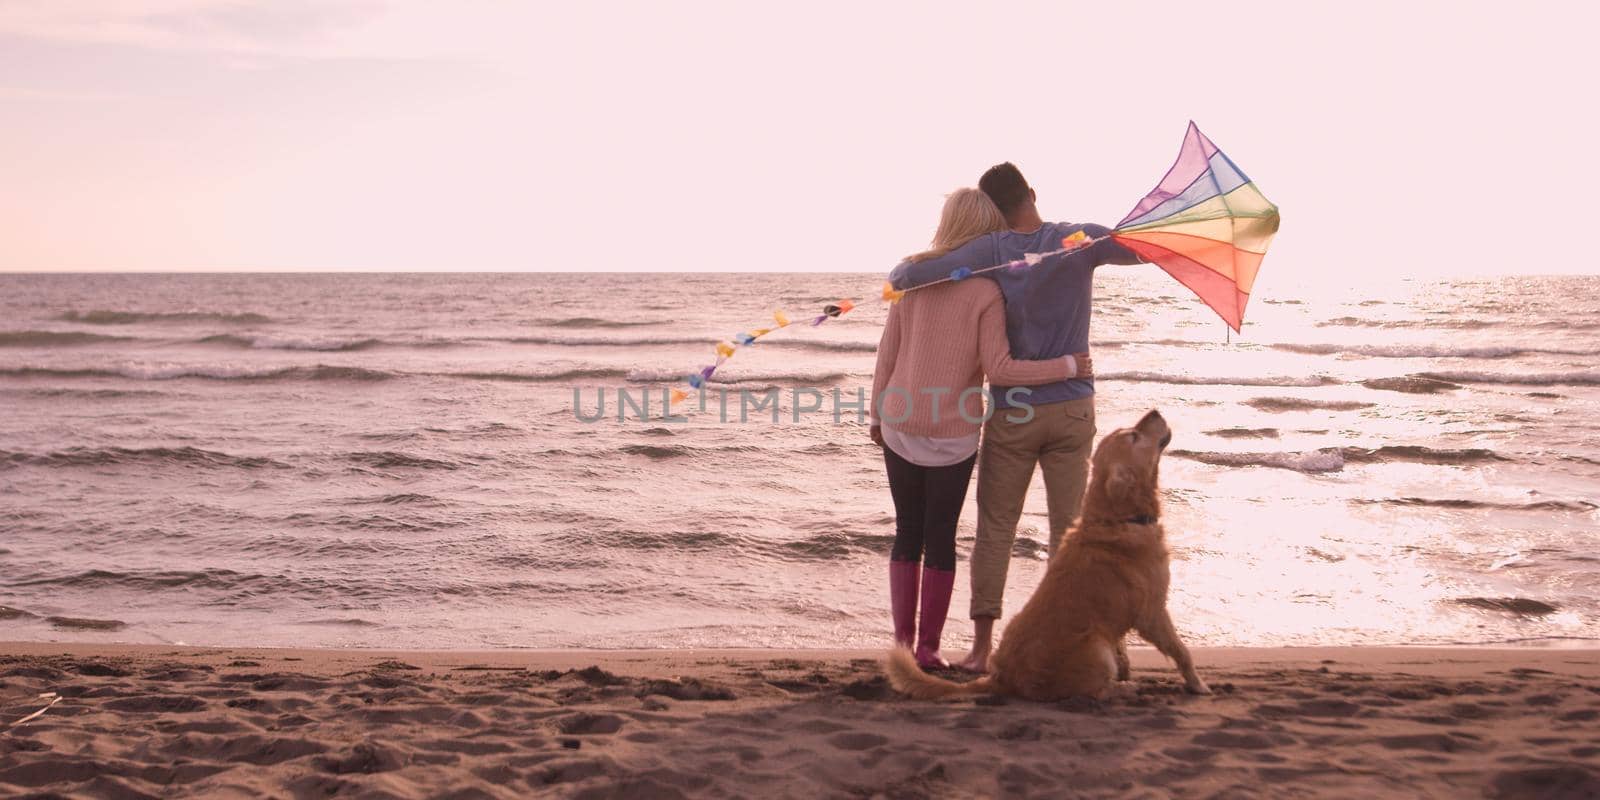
[2,1,1596,281]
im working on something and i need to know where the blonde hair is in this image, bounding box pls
[906,188,1006,263]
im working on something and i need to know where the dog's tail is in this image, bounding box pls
[884,647,995,700]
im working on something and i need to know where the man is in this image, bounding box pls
[887,162,1144,672]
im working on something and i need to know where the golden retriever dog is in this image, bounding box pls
[886,410,1209,701]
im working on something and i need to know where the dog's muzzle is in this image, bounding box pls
[1137,410,1172,450]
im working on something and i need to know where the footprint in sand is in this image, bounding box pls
[71,661,133,677]
[315,742,407,775]
[1376,732,1486,753]
[1190,730,1288,750]
[1489,765,1599,799]
[102,694,206,713]
[795,718,851,734]
[555,712,625,735]
[827,731,888,751]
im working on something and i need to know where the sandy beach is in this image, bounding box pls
[1,643,1596,798]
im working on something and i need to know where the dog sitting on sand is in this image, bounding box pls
[887,410,1210,701]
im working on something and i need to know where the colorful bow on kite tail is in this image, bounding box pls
[1109,122,1280,332]
[669,300,859,405]
[666,235,1106,407]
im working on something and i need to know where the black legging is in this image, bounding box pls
[883,445,977,572]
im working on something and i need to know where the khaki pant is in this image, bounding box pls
[969,395,1096,619]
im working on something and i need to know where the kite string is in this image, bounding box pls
[892,233,1114,296]
[670,232,1113,402]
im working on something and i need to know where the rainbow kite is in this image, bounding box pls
[666,122,1277,405]
[1110,122,1280,332]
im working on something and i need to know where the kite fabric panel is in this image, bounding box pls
[1110,121,1280,332]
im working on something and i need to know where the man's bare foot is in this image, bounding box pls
[955,648,990,674]
[958,617,996,673]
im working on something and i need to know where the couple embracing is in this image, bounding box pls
[870,162,1145,672]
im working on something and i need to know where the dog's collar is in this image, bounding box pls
[1123,515,1159,525]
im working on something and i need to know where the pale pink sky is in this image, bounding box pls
[1,1,1595,279]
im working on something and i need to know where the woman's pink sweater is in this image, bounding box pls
[871,279,1074,438]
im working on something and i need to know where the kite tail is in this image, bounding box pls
[884,647,995,700]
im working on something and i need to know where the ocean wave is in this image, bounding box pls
[8,567,259,591]
[492,334,711,348]
[2,446,286,470]
[768,339,879,353]
[7,330,461,352]
[1316,316,1497,330]
[47,615,127,631]
[1092,338,1234,350]
[59,310,273,325]
[1451,597,1558,615]
[1360,376,1461,394]
[303,617,381,627]
[0,387,168,399]
[493,334,875,353]
[619,443,763,460]
[623,367,858,384]
[446,368,633,383]
[528,525,745,562]
[1168,448,1347,473]
[0,330,133,347]
[1318,316,1600,332]
[194,333,394,352]
[1343,445,1509,465]
[1242,397,1374,413]
[1169,444,1510,473]
[1357,497,1598,512]
[777,531,898,560]
[0,364,395,382]
[1099,371,1341,387]
[1274,342,1600,359]
[191,332,879,354]
[1413,370,1600,387]
[5,566,400,604]
[1203,427,1281,439]
[535,317,666,329]
[344,451,461,471]
[0,363,856,386]
[364,493,449,506]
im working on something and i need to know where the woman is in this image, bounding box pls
[871,188,1090,670]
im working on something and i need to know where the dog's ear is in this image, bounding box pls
[1103,464,1137,507]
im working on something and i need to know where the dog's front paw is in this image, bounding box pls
[1185,679,1212,696]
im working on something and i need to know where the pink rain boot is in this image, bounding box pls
[915,566,956,670]
[889,560,920,648]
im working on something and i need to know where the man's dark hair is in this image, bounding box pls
[979,162,1031,217]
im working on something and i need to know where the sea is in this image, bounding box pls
[1,271,1597,651]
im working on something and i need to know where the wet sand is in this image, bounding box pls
[2,643,1598,798]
